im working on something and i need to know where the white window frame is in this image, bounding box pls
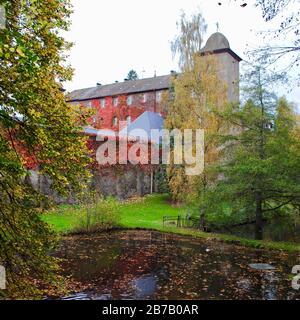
[126,115,131,125]
[127,95,133,106]
[82,100,92,108]
[113,97,118,107]
[156,91,162,103]
[112,116,118,126]
[143,93,147,103]
[100,98,106,108]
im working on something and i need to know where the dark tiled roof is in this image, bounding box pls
[67,74,171,101]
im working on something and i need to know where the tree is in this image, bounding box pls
[219,0,300,79]
[205,65,300,239]
[166,11,229,231]
[254,0,300,76]
[165,55,228,227]
[127,70,138,81]
[171,10,207,71]
[0,0,90,297]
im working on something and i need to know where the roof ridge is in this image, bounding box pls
[70,74,171,93]
[67,74,172,101]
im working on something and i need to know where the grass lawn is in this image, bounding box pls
[42,194,182,233]
[41,194,300,252]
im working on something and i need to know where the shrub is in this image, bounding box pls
[75,196,120,233]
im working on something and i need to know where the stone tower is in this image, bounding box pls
[200,32,242,102]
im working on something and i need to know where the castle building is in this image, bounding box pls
[25,33,243,202]
[67,32,242,134]
[43,32,242,200]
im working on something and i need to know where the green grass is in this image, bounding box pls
[42,194,181,233]
[41,194,300,253]
[42,204,85,233]
[118,194,185,229]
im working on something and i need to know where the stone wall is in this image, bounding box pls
[91,167,152,200]
[26,166,154,204]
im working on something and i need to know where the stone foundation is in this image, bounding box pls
[26,166,157,204]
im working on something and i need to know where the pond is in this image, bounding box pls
[217,216,300,243]
[53,230,300,300]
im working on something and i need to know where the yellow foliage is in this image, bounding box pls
[165,54,229,202]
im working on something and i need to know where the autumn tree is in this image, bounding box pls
[166,11,228,228]
[165,55,228,221]
[0,0,90,297]
[171,10,207,71]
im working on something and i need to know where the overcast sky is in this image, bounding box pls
[64,0,299,106]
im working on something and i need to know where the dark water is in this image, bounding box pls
[218,217,300,243]
[54,230,300,300]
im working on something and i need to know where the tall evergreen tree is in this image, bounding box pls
[127,70,138,81]
[205,65,300,239]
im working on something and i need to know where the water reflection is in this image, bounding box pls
[54,231,300,300]
[218,216,300,243]
[133,274,157,299]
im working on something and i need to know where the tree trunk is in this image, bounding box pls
[199,208,206,231]
[255,193,263,240]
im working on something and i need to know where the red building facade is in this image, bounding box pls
[67,74,171,131]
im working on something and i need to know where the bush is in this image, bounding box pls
[75,196,120,233]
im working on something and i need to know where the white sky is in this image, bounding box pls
[64,0,299,106]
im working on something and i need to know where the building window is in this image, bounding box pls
[156,91,162,103]
[143,93,147,103]
[113,97,118,107]
[127,95,133,106]
[112,116,118,126]
[82,100,92,108]
[100,98,106,108]
[126,115,131,125]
